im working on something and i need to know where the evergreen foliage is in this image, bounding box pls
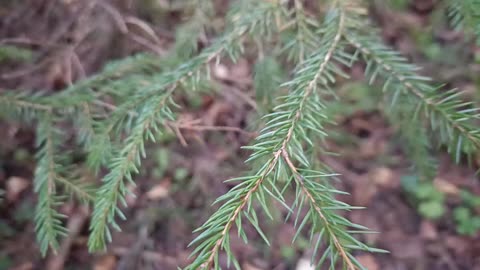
[0,0,479,269]
[447,0,480,42]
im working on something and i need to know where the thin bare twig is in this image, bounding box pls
[166,120,255,136]
[113,247,178,265]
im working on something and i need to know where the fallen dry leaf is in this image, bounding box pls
[146,181,171,201]
[6,176,30,202]
[434,178,459,195]
[295,258,315,270]
[94,255,117,270]
[353,176,377,206]
[10,262,34,270]
[445,236,470,256]
[350,211,381,245]
[420,220,438,240]
[243,263,264,270]
[382,232,424,259]
[230,58,250,79]
[213,64,229,80]
[126,183,138,206]
[369,167,396,188]
[359,139,387,159]
[356,254,379,270]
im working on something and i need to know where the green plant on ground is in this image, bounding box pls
[453,206,480,236]
[402,176,446,220]
[1,0,480,269]
[0,45,33,63]
[402,177,480,235]
[453,191,480,236]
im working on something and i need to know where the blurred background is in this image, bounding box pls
[0,0,479,269]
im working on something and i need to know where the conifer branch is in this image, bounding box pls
[389,108,438,179]
[34,116,68,256]
[0,92,52,122]
[173,0,214,59]
[282,150,357,270]
[0,95,52,112]
[56,176,96,204]
[88,0,280,251]
[345,34,480,161]
[59,53,162,98]
[186,7,375,269]
[447,0,480,40]
[88,87,176,251]
[280,0,320,63]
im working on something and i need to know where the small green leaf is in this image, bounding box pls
[453,207,471,222]
[418,201,445,220]
[174,168,189,181]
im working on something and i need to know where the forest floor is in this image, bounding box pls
[0,0,479,270]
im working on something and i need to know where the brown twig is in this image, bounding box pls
[166,120,255,136]
[98,2,167,56]
[113,247,178,265]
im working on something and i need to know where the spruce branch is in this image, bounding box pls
[84,93,151,172]
[282,150,358,269]
[88,0,281,252]
[0,94,51,112]
[86,0,280,162]
[173,0,214,59]
[0,53,162,125]
[389,107,438,179]
[56,175,96,204]
[253,56,284,108]
[447,0,480,40]
[345,33,480,161]
[186,7,377,269]
[58,53,163,99]
[34,116,68,256]
[1,93,95,255]
[280,0,320,63]
[0,91,52,121]
[88,87,176,251]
